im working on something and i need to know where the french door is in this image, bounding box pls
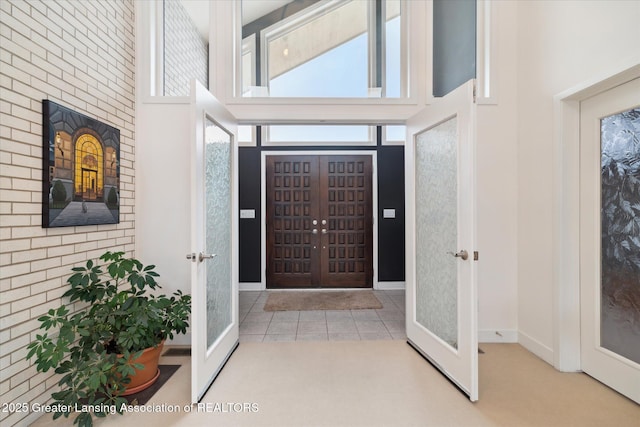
[405,80,478,401]
[579,77,640,403]
[266,155,373,288]
[189,81,239,403]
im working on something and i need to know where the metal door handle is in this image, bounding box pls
[321,219,327,225]
[321,228,327,234]
[312,229,318,234]
[199,252,216,262]
[447,250,468,261]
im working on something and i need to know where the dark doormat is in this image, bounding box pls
[126,365,180,405]
[163,347,191,357]
[264,290,383,311]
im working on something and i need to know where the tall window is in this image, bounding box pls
[241,0,404,98]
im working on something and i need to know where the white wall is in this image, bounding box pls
[476,0,519,343]
[135,101,192,345]
[516,0,640,363]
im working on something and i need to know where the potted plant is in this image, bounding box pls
[27,251,191,427]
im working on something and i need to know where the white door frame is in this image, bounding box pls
[552,59,640,372]
[258,150,380,290]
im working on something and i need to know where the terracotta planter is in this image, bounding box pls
[120,340,164,396]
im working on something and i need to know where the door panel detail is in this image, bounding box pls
[267,155,373,288]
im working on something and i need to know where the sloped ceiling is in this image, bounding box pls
[180,0,293,41]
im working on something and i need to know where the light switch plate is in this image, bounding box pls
[240,209,255,219]
[383,209,396,219]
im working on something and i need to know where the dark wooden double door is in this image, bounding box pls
[266,155,373,288]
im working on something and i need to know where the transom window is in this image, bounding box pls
[241,0,404,99]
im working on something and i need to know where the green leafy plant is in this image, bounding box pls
[26,251,191,427]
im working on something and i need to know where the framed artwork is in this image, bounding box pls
[42,100,120,227]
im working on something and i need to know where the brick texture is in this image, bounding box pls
[0,1,136,425]
[163,0,208,96]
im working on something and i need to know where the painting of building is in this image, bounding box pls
[42,100,120,227]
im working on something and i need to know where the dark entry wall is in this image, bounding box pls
[238,138,405,284]
[376,145,405,281]
[238,147,262,282]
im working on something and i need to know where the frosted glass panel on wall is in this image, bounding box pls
[600,108,640,364]
[415,117,458,349]
[204,118,232,348]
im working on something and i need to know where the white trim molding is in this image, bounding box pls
[519,330,555,365]
[239,282,264,291]
[376,281,406,291]
[552,57,640,372]
[479,329,517,343]
[475,0,498,104]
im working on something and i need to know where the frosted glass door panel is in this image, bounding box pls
[204,118,232,349]
[415,117,458,349]
[600,108,640,364]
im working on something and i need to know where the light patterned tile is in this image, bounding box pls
[267,321,298,335]
[327,320,358,334]
[299,310,326,321]
[263,334,296,342]
[240,321,269,335]
[355,320,387,334]
[239,334,264,343]
[382,319,405,333]
[325,310,353,321]
[242,311,274,323]
[297,321,327,335]
[272,311,300,321]
[351,309,380,321]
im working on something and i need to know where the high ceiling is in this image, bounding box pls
[180,0,294,41]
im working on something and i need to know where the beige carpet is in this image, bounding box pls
[264,290,383,311]
[31,342,640,427]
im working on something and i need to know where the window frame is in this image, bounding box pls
[245,0,406,100]
[208,0,424,123]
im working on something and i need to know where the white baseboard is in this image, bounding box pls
[375,281,406,290]
[518,330,554,365]
[478,329,518,343]
[239,282,265,291]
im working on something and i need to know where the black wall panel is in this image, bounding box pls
[433,0,476,97]
[377,146,405,281]
[238,147,262,282]
[237,144,406,284]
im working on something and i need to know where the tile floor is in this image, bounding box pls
[239,289,406,342]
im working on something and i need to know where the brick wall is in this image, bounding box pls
[0,1,136,425]
[163,0,208,96]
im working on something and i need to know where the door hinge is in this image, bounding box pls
[473,251,479,261]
